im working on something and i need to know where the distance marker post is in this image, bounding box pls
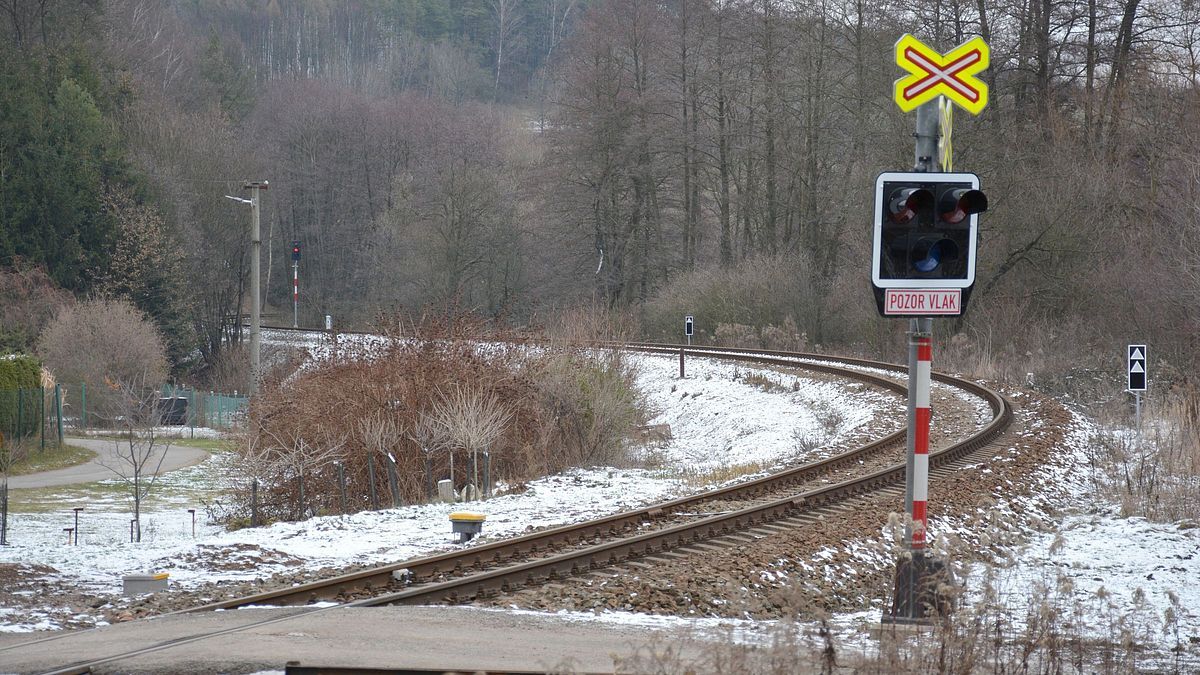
[680,315,694,378]
[1128,344,1147,445]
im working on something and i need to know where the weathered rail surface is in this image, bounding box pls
[0,336,1012,675]
[174,335,1009,612]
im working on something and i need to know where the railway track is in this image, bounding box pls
[0,337,1013,674]
[175,335,1008,611]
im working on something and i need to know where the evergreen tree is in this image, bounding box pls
[0,49,127,293]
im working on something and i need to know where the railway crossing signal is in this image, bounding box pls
[872,171,987,317]
[883,34,992,627]
[1128,345,1147,391]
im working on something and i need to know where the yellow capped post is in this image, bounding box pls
[449,511,486,542]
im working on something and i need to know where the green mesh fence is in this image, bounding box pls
[0,387,47,443]
[49,384,248,431]
[0,386,65,453]
[159,385,248,430]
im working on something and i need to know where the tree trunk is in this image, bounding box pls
[1,476,9,546]
[133,469,142,542]
[762,0,778,254]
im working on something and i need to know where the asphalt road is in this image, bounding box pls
[7,437,210,489]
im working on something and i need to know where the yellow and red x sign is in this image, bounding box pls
[894,34,989,115]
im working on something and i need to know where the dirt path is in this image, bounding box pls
[6,437,209,489]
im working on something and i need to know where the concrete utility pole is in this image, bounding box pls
[244,181,268,396]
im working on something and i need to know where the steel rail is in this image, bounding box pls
[0,340,1011,675]
[351,367,1010,607]
[171,340,1003,612]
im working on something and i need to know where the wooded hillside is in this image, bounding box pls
[1,0,1197,395]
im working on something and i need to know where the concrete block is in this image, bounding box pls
[123,573,169,596]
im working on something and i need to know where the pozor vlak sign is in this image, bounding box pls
[871,171,987,317]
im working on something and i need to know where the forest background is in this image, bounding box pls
[1,0,1197,405]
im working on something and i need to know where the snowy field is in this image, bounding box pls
[1,342,1197,668]
[0,350,893,630]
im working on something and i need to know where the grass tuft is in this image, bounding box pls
[7,443,95,476]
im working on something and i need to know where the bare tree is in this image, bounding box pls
[358,414,404,507]
[489,0,524,101]
[96,375,170,542]
[410,411,450,500]
[0,435,34,545]
[264,428,345,520]
[431,386,511,500]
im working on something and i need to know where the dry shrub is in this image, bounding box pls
[537,307,646,467]
[202,342,251,394]
[524,346,644,468]
[199,341,300,394]
[0,263,73,353]
[36,298,169,418]
[714,322,759,348]
[761,317,809,352]
[939,296,1110,395]
[713,319,809,352]
[225,314,644,524]
[1087,382,1200,522]
[640,253,818,344]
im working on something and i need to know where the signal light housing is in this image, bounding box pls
[939,188,987,224]
[291,241,302,262]
[889,187,934,224]
[871,171,986,316]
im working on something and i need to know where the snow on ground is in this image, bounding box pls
[628,352,895,472]
[76,426,226,440]
[0,467,683,601]
[3,342,1198,667]
[0,351,888,624]
[951,406,1200,658]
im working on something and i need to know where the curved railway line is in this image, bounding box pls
[1,335,1014,674]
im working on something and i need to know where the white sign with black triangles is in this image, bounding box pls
[685,315,694,337]
[1128,344,1147,391]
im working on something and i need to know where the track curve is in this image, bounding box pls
[0,336,1013,675]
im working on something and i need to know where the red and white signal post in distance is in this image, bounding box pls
[883,289,962,316]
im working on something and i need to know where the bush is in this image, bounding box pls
[36,298,169,420]
[0,264,73,353]
[0,354,43,438]
[526,348,644,468]
[227,316,645,523]
[640,254,820,346]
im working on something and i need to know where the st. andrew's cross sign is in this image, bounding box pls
[894,34,989,115]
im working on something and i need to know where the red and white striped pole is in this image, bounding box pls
[292,261,299,328]
[911,334,932,549]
